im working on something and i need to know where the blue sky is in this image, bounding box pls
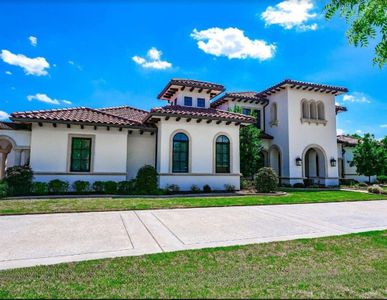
[0,0,386,138]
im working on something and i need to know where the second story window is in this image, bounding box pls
[184,96,192,106]
[254,110,262,129]
[197,98,205,108]
[242,108,251,116]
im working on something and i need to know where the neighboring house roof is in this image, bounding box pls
[337,135,359,146]
[211,92,268,108]
[257,79,349,97]
[146,105,255,124]
[0,122,31,131]
[158,78,225,101]
[11,107,155,130]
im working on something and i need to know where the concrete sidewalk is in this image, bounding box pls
[1,200,386,270]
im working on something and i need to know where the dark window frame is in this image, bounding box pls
[197,98,205,108]
[184,96,193,106]
[216,135,230,173]
[172,133,189,173]
[70,137,92,172]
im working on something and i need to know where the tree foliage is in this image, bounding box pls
[350,133,386,182]
[324,0,387,67]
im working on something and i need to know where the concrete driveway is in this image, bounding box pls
[1,200,386,270]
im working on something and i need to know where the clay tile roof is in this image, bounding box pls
[147,105,255,124]
[158,78,225,100]
[258,79,349,96]
[335,105,347,113]
[337,135,359,146]
[0,122,31,131]
[98,105,150,123]
[211,91,268,108]
[10,107,155,129]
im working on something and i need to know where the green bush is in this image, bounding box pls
[165,184,180,194]
[240,178,254,190]
[293,183,305,188]
[48,179,69,194]
[203,184,212,193]
[255,167,278,193]
[104,181,117,194]
[92,181,105,193]
[339,178,359,186]
[31,182,49,195]
[377,175,387,184]
[135,165,158,194]
[4,165,33,196]
[72,180,90,193]
[224,184,236,192]
[0,181,8,198]
[190,185,201,193]
[117,180,136,194]
[303,179,314,187]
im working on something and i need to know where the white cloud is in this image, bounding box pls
[342,93,371,104]
[27,93,70,105]
[355,129,363,134]
[132,47,172,70]
[5,71,12,75]
[191,27,276,61]
[0,111,10,120]
[337,128,345,135]
[68,60,83,71]
[0,49,49,76]
[29,36,37,47]
[261,0,318,31]
[380,124,387,128]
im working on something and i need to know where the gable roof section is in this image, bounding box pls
[337,135,358,146]
[257,79,349,97]
[211,91,268,108]
[158,78,225,101]
[11,107,155,130]
[146,105,255,124]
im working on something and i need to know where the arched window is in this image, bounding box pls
[302,100,309,119]
[310,101,317,119]
[216,135,230,173]
[317,102,325,120]
[172,133,189,173]
[270,103,278,123]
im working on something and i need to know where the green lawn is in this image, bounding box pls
[1,190,386,216]
[0,230,386,299]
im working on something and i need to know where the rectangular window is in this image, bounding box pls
[254,110,262,129]
[242,108,251,116]
[184,96,193,106]
[70,137,92,172]
[197,98,205,108]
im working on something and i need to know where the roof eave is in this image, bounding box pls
[146,112,255,124]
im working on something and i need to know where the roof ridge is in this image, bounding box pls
[98,105,149,113]
[86,107,143,125]
[11,106,87,116]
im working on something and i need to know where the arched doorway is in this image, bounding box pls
[303,146,326,185]
[0,136,14,180]
[269,145,281,178]
[259,150,269,168]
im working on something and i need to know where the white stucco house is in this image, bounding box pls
[0,78,371,191]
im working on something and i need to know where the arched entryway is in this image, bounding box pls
[0,136,15,180]
[259,150,269,168]
[269,145,281,178]
[303,145,326,185]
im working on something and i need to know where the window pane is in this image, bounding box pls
[172,133,189,173]
[197,98,205,107]
[70,137,91,172]
[184,97,192,106]
[216,135,230,173]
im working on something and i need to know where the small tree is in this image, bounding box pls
[4,165,33,196]
[255,167,278,193]
[229,105,263,178]
[135,165,158,194]
[350,133,381,182]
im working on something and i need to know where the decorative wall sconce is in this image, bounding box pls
[330,158,337,167]
[296,157,302,166]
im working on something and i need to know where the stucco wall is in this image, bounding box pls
[30,123,128,184]
[156,117,241,190]
[171,90,212,108]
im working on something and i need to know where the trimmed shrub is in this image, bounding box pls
[293,182,305,188]
[48,179,69,194]
[240,178,254,190]
[31,182,49,195]
[104,181,117,194]
[135,165,158,194]
[0,181,8,198]
[117,180,136,194]
[224,184,236,192]
[255,167,278,193]
[190,184,201,193]
[92,181,105,193]
[4,165,33,196]
[72,180,90,193]
[165,184,180,194]
[203,184,212,193]
[367,185,383,194]
[303,178,314,187]
[377,175,387,184]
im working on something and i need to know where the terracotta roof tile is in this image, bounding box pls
[211,91,268,108]
[147,105,255,124]
[98,105,149,123]
[337,135,358,146]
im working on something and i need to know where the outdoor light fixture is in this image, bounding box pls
[296,157,302,166]
[330,158,337,167]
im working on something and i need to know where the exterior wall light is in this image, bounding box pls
[296,157,302,166]
[330,158,337,167]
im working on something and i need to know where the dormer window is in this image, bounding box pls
[184,96,192,106]
[242,108,251,116]
[197,98,205,108]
